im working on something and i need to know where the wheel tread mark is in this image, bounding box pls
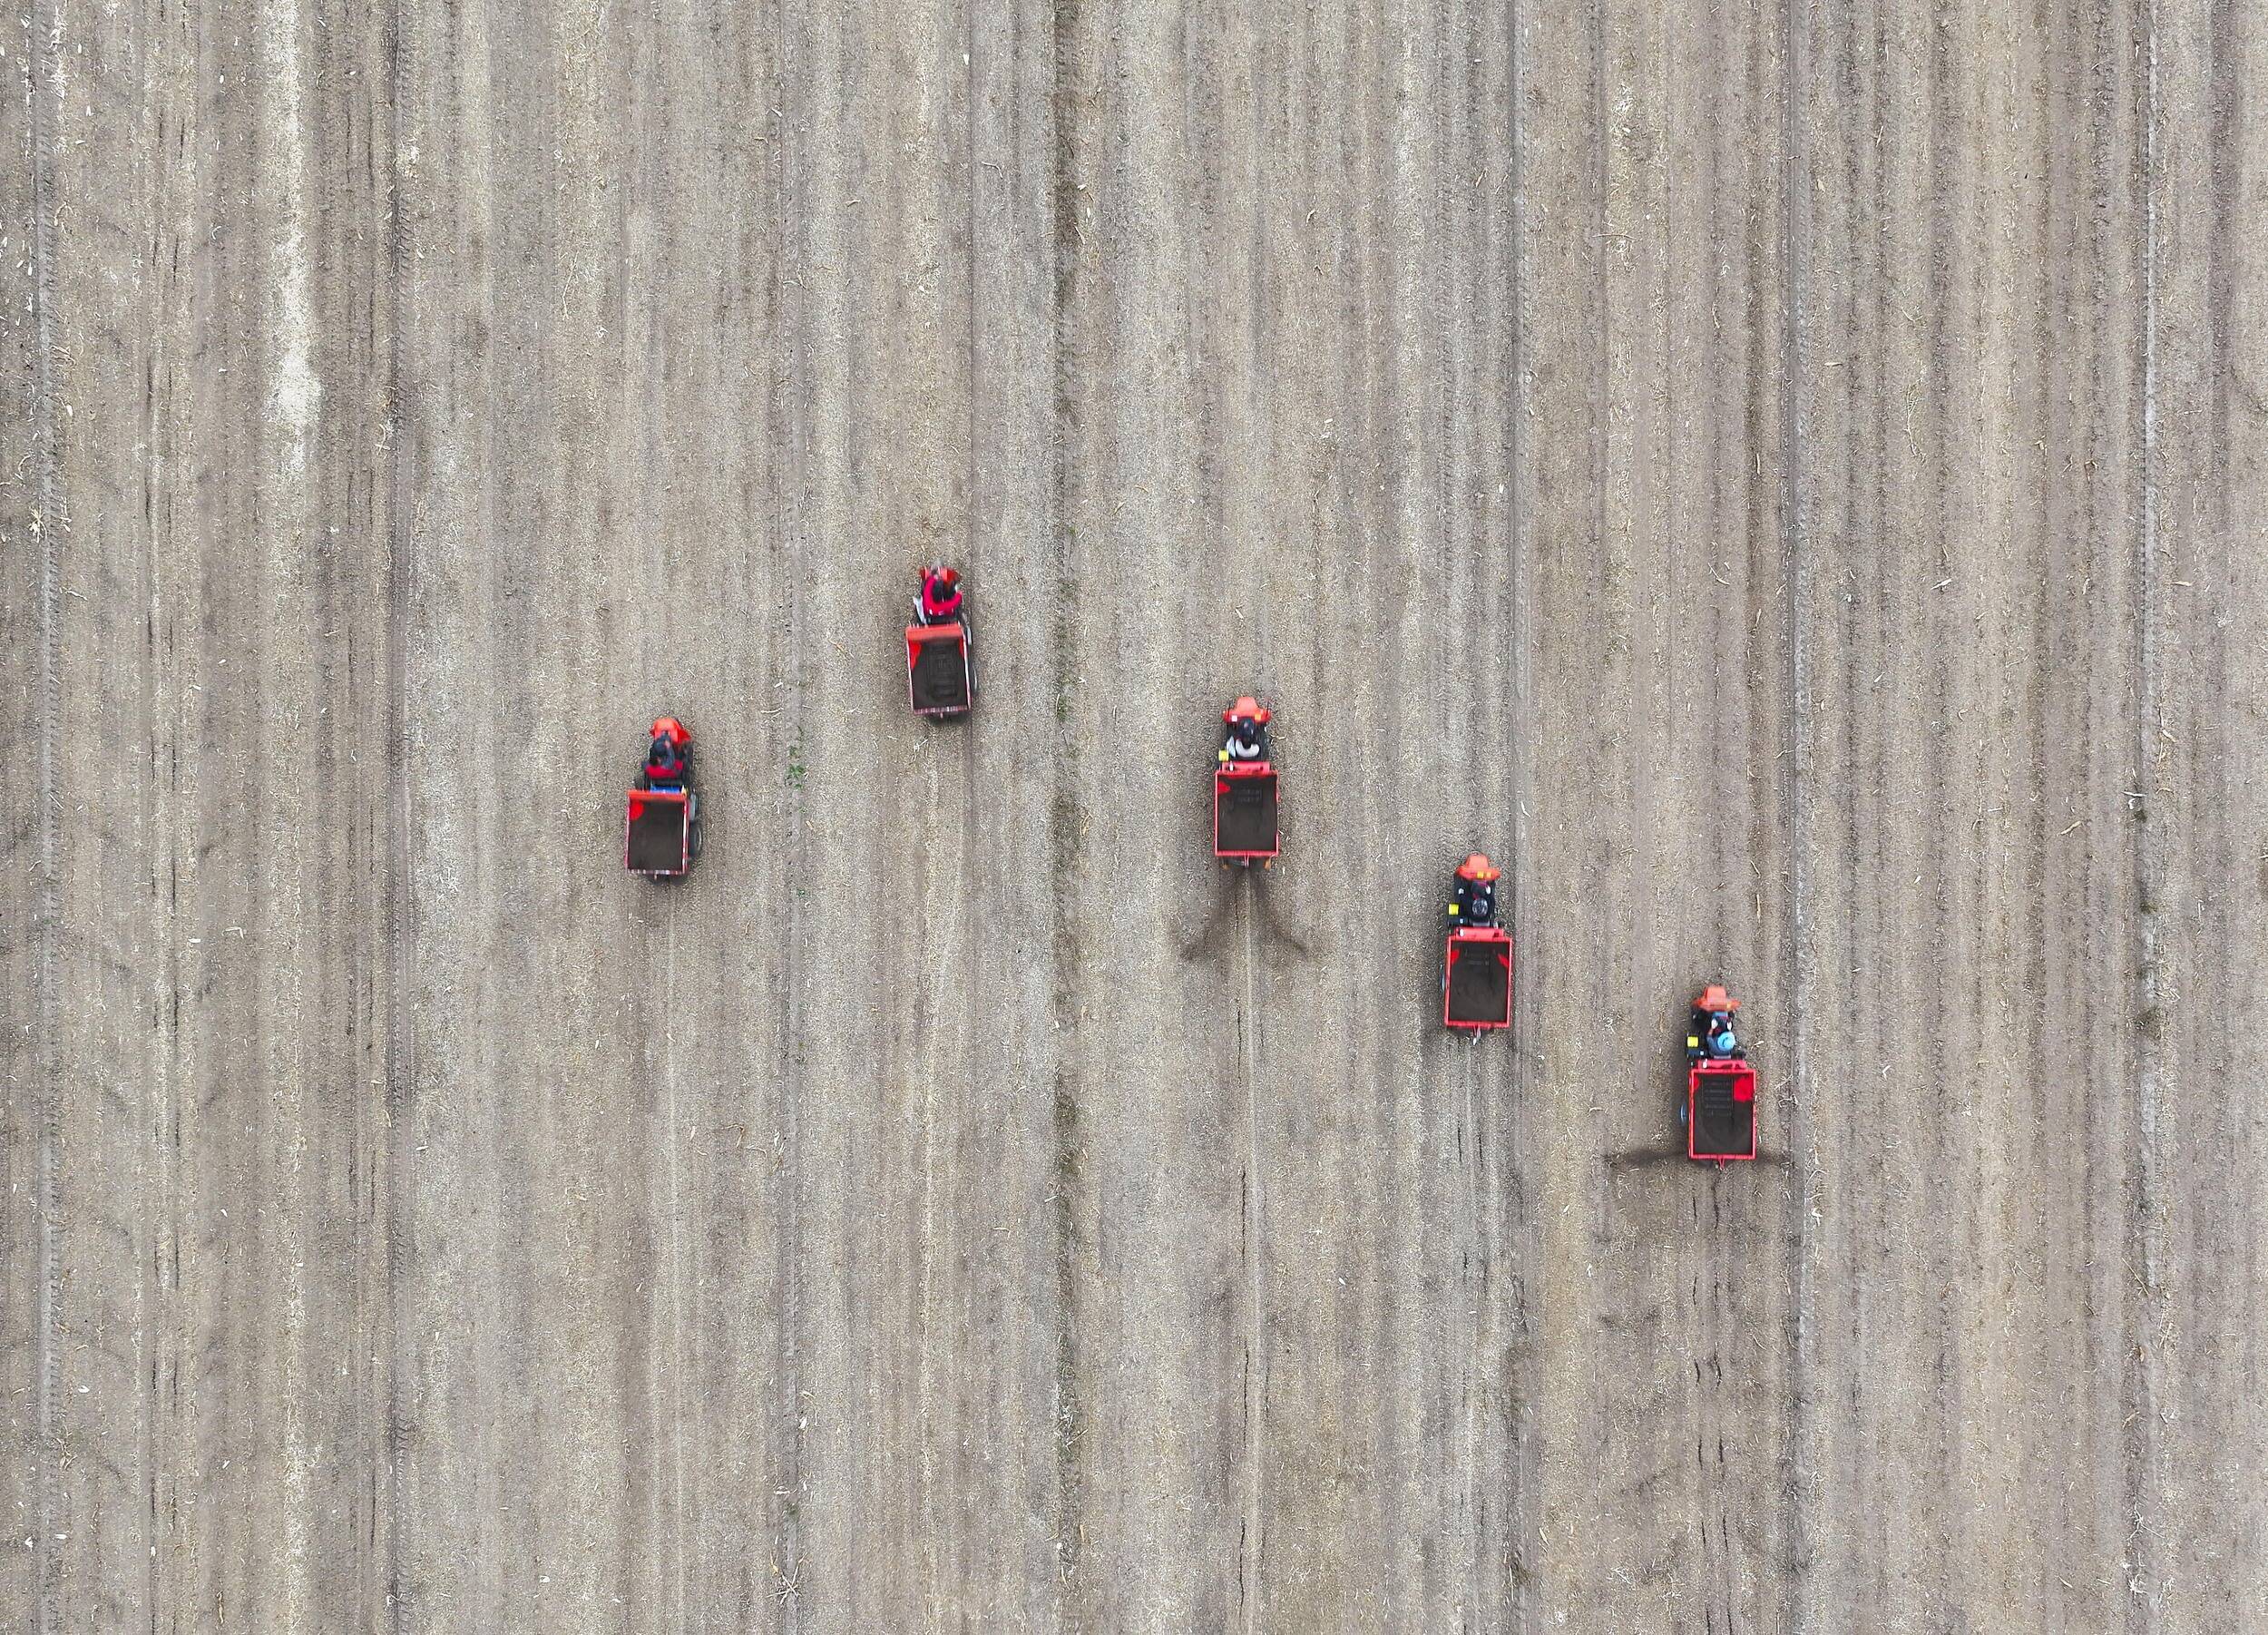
[1774,0,1815,1615]
[663,911,688,1633]
[24,0,67,1625]
[767,4,809,1619]
[1236,885,1265,1635]
[912,725,972,1627]
[1048,0,1089,1620]
[2123,5,2168,1622]
[1501,0,1536,1605]
[381,0,416,1620]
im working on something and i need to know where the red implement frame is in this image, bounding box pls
[1686,1060,1758,1161]
[1443,926,1513,1030]
[1213,760,1279,861]
[905,622,973,717]
[625,788,692,877]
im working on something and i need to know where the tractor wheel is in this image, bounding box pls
[1676,1099,1688,1130]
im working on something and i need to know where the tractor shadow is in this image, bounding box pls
[1175,889,1234,962]
[1603,1145,1692,1172]
[1604,1144,1794,1172]
[1174,874,1316,962]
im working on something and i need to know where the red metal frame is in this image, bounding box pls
[625,787,691,877]
[1686,1060,1758,1161]
[905,622,972,717]
[1212,759,1278,860]
[1442,926,1513,1030]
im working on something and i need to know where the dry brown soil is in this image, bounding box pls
[4,0,2264,1629]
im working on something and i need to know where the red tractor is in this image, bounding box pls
[1213,697,1278,866]
[1682,984,1756,1161]
[1442,853,1512,1031]
[904,564,973,718]
[624,717,699,878]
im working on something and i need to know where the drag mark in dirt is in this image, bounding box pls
[1692,1184,1743,1635]
[382,0,421,1618]
[1452,1040,1491,1618]
[1235,881,1266,1635]
[662,913,689,1632]
[1047,4,1090,1614]
[912,727,972,1621]
[1047,710,1086,1615]
[767,38,812,1610]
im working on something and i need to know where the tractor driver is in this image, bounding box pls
[918,564,963,625]
[1701,1011,1740,1059]
[1451,854,1501,927]
[1222,698,1271,762]
[646,718,690,788]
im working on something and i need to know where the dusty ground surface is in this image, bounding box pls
[5,0,2264,1629]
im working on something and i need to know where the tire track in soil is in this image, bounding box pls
[24,0,68,1623]
[1047,1,1089,1620]
[767,8,810,1603]
[1916,17,1964,1612]
[142,213,181,1635]
[381,0,417,1620]
[2122,12,2168,1618]
[1451,1026,1517,1630]
[910,723,973,1626]
[661,910,689,1634]
[308,6,395,1626]
[771,562,809,1635]
[1498,0,1537,1600]
[1047,559,1086,1625]
[2165,10,2255,1607]
[1703,83,1798,1602]
[1691,1190,1721,1635]
[1774,0,1815,1610]
[1498,0,1538,1601]
[1454,1040,1483,1623]
[1236,876,1266,1635]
